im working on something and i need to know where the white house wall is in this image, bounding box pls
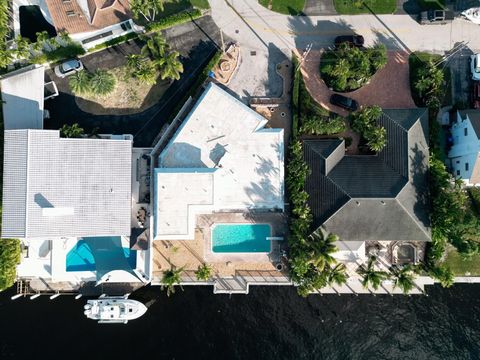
[448,113,480,183]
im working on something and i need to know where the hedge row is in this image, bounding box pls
[30,44,86,64]
[145,9,202,32]
[88,32,139,53]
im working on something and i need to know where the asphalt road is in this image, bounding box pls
[210,0,480,54]
[447,47,475,107]
[44,16,221,147]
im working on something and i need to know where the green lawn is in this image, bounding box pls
[333,0,396,14]
[417,0,445,10]
[258,0,306,15]
[158,0,209,17]
[442,247,480,276]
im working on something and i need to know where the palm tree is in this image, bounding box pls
[126,54,158,85]
[161,267,184,296]
[35,31,49,51]
[357,256,389,290]
[69,71,91,95]
[89,69,116,96]
[126,54,142,71]
[130,0,165,21]
[60,123,84,138]
[141,34,169,60]
[306,229,338,271]
[135,61,158,85]
[391,265,416,294]
[195,264,213,281]
[365,126,387,152]
[0,47,13,68]
[429,265,454,288]
[327,263,348,286]
[158,50,184,81]
[14,35,31,59]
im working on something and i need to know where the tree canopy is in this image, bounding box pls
[350,105,387,152]
[0,239,21,292]
[320,43,387,92]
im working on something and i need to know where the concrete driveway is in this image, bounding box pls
[44,16,221,147]
[447,46,475,107]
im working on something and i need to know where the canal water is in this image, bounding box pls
[0,284,479,359]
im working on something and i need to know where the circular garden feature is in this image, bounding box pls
[320,43,388,92]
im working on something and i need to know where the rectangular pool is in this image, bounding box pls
[212,224,271,253]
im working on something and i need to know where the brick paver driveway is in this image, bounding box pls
[299,49,416,117]
[298,49,415,153]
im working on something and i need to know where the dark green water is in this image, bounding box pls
[0,284,479,359]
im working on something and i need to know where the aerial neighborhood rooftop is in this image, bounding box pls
[1,0,480,305]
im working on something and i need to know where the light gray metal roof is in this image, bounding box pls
[0,65,45,130]
[2,130,132,238]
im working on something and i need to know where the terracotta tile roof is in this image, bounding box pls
[45,0,131,34]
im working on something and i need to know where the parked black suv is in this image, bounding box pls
[330,94,359,111]
[334,35,364,48]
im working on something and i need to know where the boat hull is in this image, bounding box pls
[84,297,147,323]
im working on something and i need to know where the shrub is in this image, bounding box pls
[44,44,86,62]
[467,187,480,215]
[88,32,139,53]
[69,71,91,95]
[68,69,116,96]
[300,116,346,135]
[0,239,21,291]
[429,265,455,288]
[320,43,387,92]
[409,52,445,109]
[145,9,202,32]
[89,69,116,96]
[60,123,84,138]
[195,264,213,281]
[429,154,480,259]
[350,105,387,152]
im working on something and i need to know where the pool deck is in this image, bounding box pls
[151,211,289,280]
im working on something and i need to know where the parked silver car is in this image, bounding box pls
[54,59,84,78]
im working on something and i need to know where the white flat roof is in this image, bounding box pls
[0,65,45,130]
[155,83,284,240]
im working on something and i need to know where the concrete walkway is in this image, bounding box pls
[303,0,337,16]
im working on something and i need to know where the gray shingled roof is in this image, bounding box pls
[2,130,132,238]
[303,108,431,242]
[458,110,480,138]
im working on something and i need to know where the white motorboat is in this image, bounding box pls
[84,296,147,324]
[462,7,480,24]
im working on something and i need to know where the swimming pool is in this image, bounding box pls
[212,224,271,253]
[66,238,136,272]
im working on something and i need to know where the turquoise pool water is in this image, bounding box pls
[212,224,271,253]
[66,237,136,272]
